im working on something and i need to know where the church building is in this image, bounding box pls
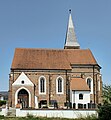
[8,11,102,109]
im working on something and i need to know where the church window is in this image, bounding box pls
[56,76,64,94]
[87,78,91,89]
[86,77,93,94]
[79,93,83,100]
[40,78,45,92]
[39,76,46,94]
[58,78,62,92]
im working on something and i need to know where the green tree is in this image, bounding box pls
[102,84,111,104]
[0,100,6,106]
[98,84,111,120]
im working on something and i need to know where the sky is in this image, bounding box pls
[0,0,111,91]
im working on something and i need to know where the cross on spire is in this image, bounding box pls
[69,9,71,14]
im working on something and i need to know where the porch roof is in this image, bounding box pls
[71,78,90,91]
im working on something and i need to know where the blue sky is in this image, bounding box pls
[0,0,111,91]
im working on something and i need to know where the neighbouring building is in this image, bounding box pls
[8,11,102,109]
[0,91,8,101]
[0,94,3,101]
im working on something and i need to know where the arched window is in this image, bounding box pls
[58,78,62,92]
[79,93,83,100]
[87,78,91,89]
[40,77,45,93]
[56,77,64,94]
[86,77,93,94]
[39,76,46,94]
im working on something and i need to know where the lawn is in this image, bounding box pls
[0,115,98,120]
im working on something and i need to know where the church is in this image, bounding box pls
[8,11,102,109]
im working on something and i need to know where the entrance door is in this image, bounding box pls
[18,89,29,108]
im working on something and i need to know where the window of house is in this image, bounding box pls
[56,77,64,94]
[79,93,83,100]
[39,76,46,94]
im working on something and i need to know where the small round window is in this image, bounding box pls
[21,80,24,84]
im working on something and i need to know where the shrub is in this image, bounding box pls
[0,115,4,119]
[0,100,6,106]
[98,104,111,120]
[27,113,34,118]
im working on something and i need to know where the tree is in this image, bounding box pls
[0,100,6,106]
[98,84,111,120]
[102,84,111,104]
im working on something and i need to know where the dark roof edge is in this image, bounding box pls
[11,68,72,71]
[70,64,101,69]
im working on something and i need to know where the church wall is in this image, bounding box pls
[8,76,13,107]
[48,74,66,108]
[27,72,67,108]
[9,70,67,108]
[9,66,102,108]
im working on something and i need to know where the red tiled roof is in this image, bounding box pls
[11,48,97,70]
[70,78,90,91]
[65,49,97,65]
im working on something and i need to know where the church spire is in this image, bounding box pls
[64,10,80,49]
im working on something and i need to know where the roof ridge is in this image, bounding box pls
[15,48,90,51]
[15,48,64,51]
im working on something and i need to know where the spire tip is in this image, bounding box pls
[69,9,71,14]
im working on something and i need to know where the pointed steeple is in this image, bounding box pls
[64,10,80,49]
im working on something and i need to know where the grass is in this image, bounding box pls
[0,115,98,120]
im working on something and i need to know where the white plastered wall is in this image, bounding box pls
[71,90,90,109]
[12,72,34,107]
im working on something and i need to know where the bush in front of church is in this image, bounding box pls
[98,104,111,120]
[0,100,6,106]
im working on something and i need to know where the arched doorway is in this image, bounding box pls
[18,89,29,108]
